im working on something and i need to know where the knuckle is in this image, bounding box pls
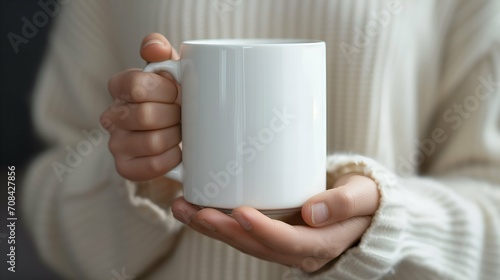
[129,73,146,101]
[114,159,129,179]
[143,73,162,91]
[130,84,148,102]
[145,131,165,154]
[137,103,156,129]
[336,190,355,218]
[148,156,166,174]
[131,72,163,102]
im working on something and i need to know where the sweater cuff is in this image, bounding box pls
[288,153,405,280]
[122,177,183,228]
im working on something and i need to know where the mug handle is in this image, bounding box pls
[143,60,184,183]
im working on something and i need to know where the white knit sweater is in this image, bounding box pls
[23,0,500,279]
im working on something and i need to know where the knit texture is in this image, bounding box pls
[22,0,500,279]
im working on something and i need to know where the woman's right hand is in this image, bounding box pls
[101,33,182,182]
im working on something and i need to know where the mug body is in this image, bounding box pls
[179,39,326,212]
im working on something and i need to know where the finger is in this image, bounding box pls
[172,196,201,224]
[108,125,181,158]
[233,207,371,259]
[302,174,380,227]
[114,146,181,182]
[230,208,372,272]
[140,33,179,62]
[294,216,373,272]
[307,216,372,258]
[230,207,312,256]
[101,102,180,131]
[139,33,181,103]
[108,70,178,103]
[172,199,238,243]
[194,208,300,265]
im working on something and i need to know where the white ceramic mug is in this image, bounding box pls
[144,39,326,214]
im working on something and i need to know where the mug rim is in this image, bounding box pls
[182,38,324,46]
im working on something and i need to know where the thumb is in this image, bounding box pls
[301,173,380,227]
[140,33,179,63]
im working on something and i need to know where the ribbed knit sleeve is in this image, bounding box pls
[287,1,500,279]
[22,1,500,279]
[287,153,500,280]
[21,1,184,279]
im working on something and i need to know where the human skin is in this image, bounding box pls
[172,172,378,272]
[102,33,380,272]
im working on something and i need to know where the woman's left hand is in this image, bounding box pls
[172,173,380,272]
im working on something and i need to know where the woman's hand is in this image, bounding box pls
[101,33,182,182]
[172,173,380,272]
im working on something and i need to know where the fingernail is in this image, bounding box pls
[142,39,166,49]
[311,202,329,225]
[196,219,215,232]
[232,212,252,231]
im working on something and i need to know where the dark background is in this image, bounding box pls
[1,1,61,279]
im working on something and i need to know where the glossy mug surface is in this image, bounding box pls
[144,39,326,214]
